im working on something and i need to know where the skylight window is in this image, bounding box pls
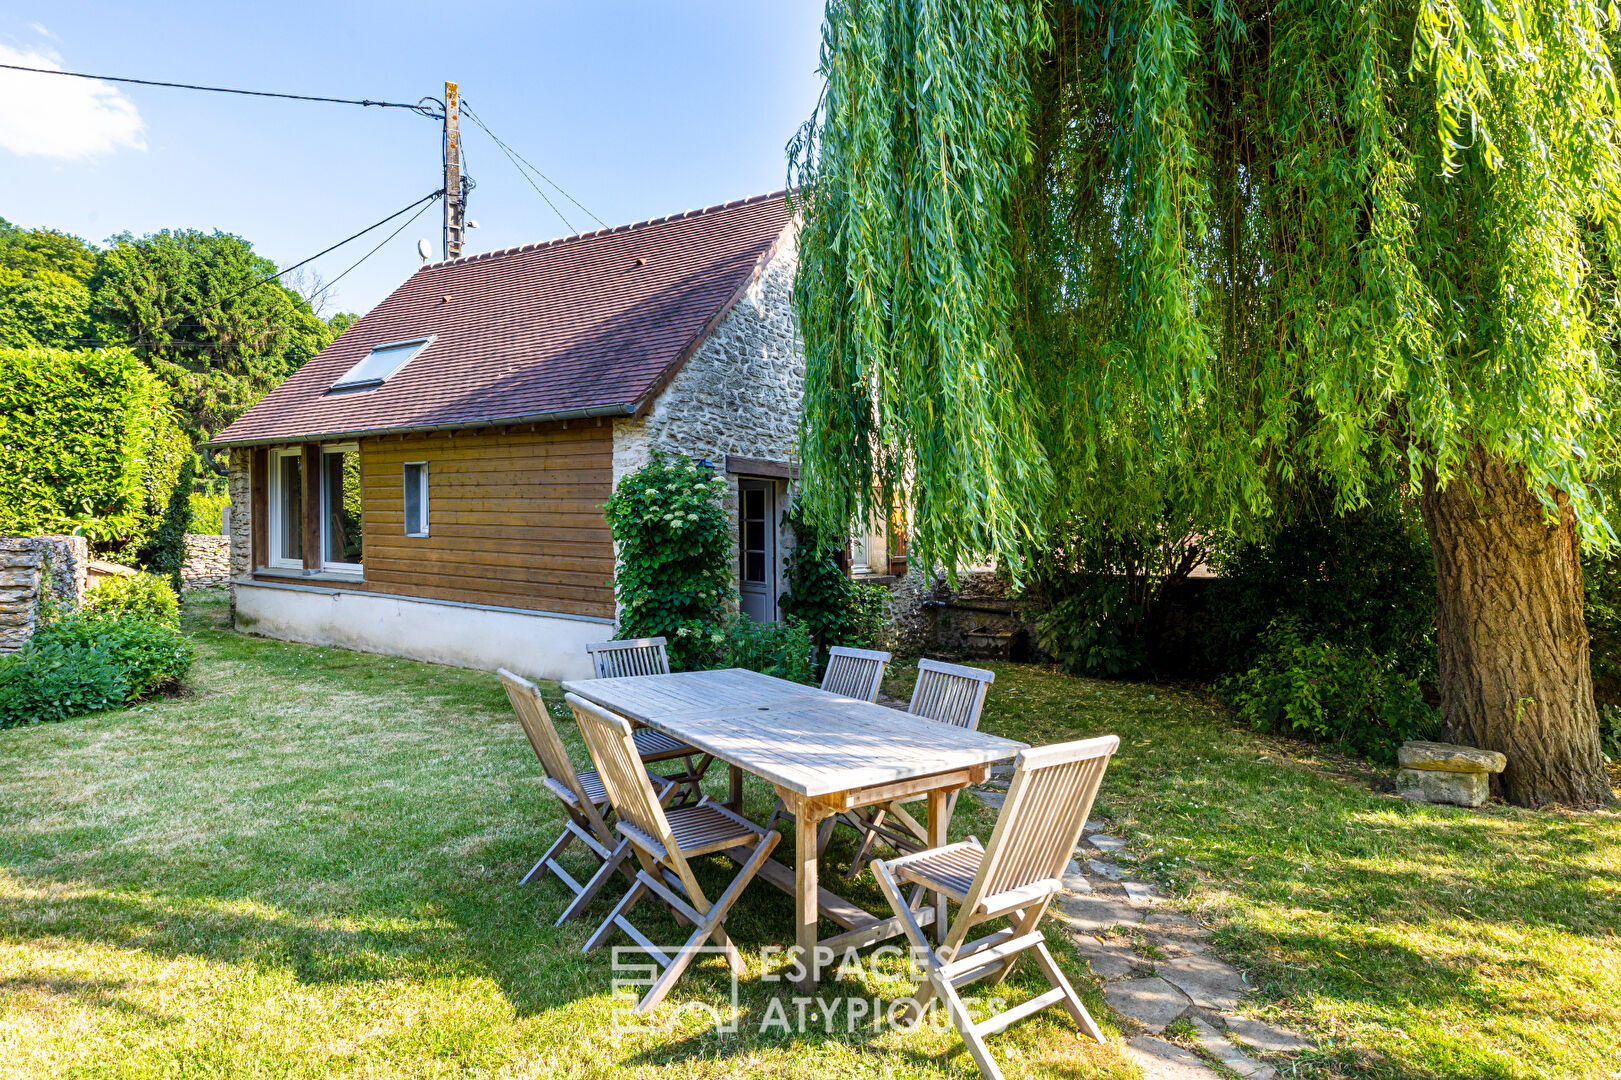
[330,336,434,391]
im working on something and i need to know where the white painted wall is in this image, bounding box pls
[234,582,611,682]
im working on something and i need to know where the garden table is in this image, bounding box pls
[559,667,1026,992]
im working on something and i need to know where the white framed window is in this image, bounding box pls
[267,449,304,569]
[329,335,434,391]
[403,462,429,537]
[320,444,364,573]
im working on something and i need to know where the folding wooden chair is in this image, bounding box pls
[820,645,892,702]
[872,736,1119,1080]
[844,658,996,878]
[585,637,713,803]
[762,645,893,848]
[498,669,675,925]
[569,692,780,1014]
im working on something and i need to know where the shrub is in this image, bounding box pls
[0,613,192,729]
[0,345,190,550]
[605,452,733,670]
[850,580,889,647]
[1204,502,1436,681]
[722,614,816,684]
[1601,704,1621,763]
[0,646,128,728]
[139,457,195,591]
[30,613,194,698]
[84,572,181,626]
[1217,617,1440,762]
[1024,508,1214,678]
[780,504,888,660]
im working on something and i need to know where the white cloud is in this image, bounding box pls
[0,45,145,159]
[28,23,59,41]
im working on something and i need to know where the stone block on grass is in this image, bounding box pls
[1398,740,1507,774]
[1396,767,1489,807]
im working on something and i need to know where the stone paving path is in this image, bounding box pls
[970,775,1314,1080]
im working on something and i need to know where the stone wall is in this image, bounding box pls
[181,534,231,591]
[0,535,89,653]
[882,566,1041,661]
[612,229,804,615]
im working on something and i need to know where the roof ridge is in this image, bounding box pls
[421,189,790,270]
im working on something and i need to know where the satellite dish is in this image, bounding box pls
[417,238,433,261]
[466,219,481,230]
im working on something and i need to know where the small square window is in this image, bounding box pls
[403,462,429,537]
[330,336,434,391]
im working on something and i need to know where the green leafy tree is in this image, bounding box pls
[92,229,339,442]
[0,268,92,348]
[0,218,99,282]
[791,0,1621,805]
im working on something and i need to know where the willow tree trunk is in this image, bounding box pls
[1419,450,1615,808]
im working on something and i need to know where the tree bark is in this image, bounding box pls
[1419,449,1616,808]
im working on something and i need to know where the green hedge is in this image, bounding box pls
[0,346,190,549]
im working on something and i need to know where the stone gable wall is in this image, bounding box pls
[612,231,804,616]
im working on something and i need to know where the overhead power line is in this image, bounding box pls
[461,102,608,232]
[312,194,443,301]
[0,62,444,119]
[92,190,445,351]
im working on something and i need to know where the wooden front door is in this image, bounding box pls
[738,479,776,623]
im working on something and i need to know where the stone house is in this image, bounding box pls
[206,193,804,681]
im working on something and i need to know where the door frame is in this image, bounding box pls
[737,477,777,623]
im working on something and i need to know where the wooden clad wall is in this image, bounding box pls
[358,426,615,619]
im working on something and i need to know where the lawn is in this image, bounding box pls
[1,592,1618,1080]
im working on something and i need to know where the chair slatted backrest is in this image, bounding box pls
[821,646,892,702]
[499,669,600,816]
[963,736,1118,913]
[567,692,682,864]
[586,637,670,679]
[909,658,995,729]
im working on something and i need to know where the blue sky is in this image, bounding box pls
[0,2,825,315]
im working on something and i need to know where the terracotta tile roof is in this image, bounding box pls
[209,191,794,447]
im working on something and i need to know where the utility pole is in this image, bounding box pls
[442,80,465,260]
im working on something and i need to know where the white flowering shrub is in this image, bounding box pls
[604,451,733,669]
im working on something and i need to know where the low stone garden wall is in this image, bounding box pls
[182,534,230,592]
[880,567,1043,661]
[0,536,89,654]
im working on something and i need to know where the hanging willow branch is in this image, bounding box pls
[789,0,1621,572]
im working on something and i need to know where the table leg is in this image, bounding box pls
[927,788,948,944]
[728,764,744,811]
[795,799,825,994]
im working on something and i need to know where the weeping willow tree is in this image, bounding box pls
[789,0,1621,806]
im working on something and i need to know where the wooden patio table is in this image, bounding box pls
[559,667,1026,992]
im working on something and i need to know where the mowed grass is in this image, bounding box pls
[2,594,1618,1079]
[0,592,1134,1080]
[896,665,1621,1080]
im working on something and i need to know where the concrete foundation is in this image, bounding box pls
[233,580,613,682]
